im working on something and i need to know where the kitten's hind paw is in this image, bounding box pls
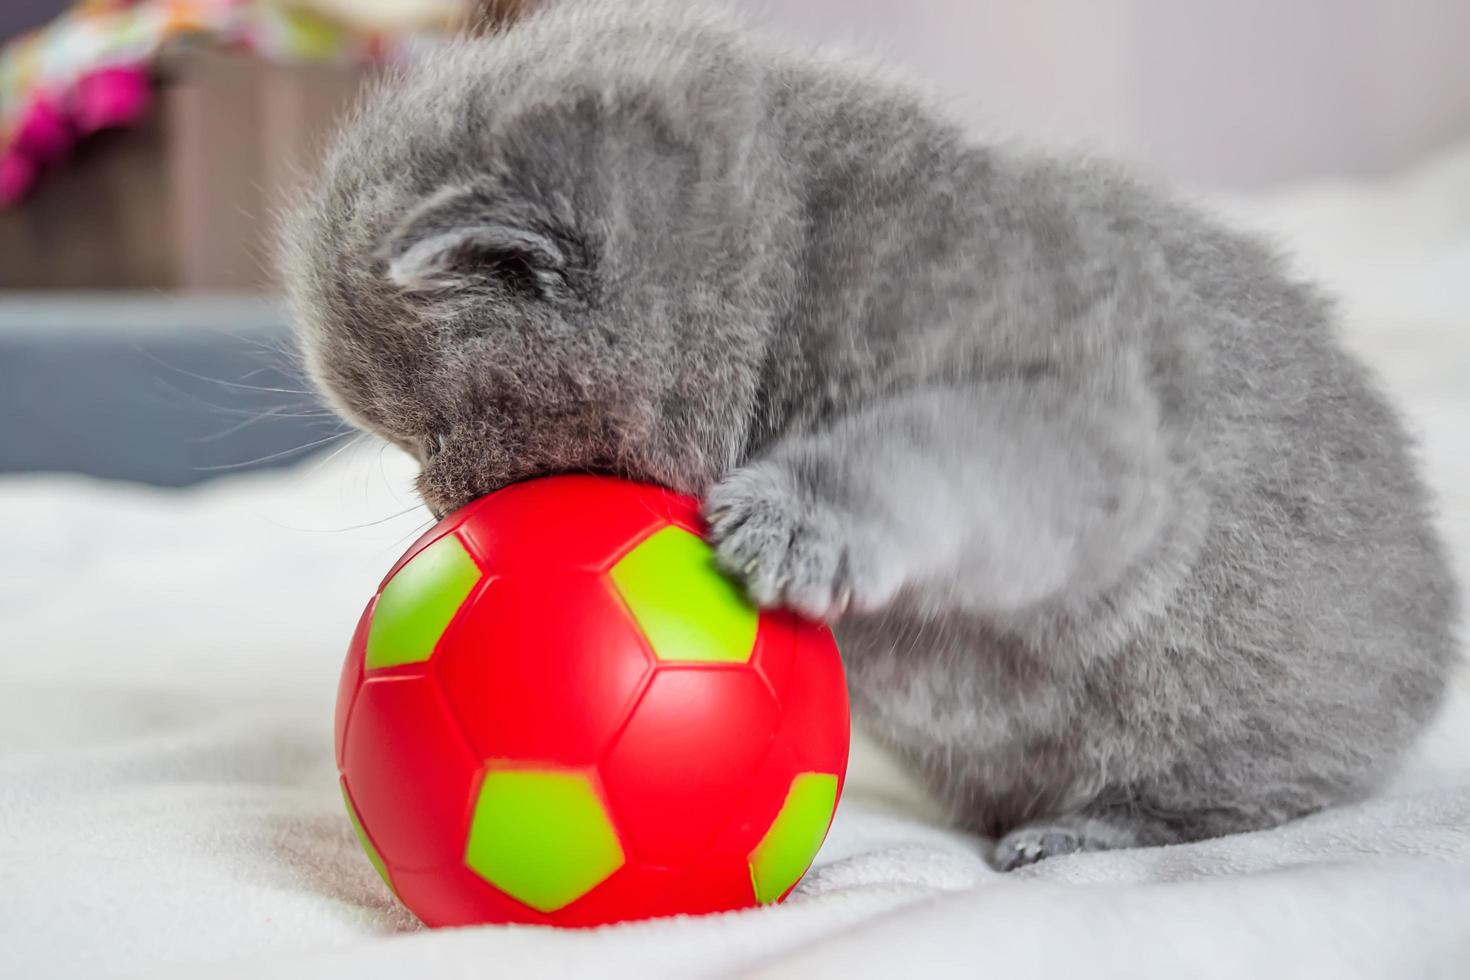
[993,816,1143,870]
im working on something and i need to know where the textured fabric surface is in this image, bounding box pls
[3,142,1469,978]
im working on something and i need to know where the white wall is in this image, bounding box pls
[754,0,1470,189]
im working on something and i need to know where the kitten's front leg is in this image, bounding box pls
[705,380,1173,621]
[704,459,905,619]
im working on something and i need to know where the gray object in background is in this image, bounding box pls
[0,294,335,487]
[0,0,64,43]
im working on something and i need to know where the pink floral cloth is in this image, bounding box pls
[0,0,418,207]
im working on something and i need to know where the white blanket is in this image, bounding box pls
[4,143,1470,979]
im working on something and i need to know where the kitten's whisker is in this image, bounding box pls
[301,432,374,474]
[379,516,440,560]
[151,377,331,420]
[269,503,430,534]
[192,405,351,443]
[233,334,308,368]
[192,431,355,471]
[140,349,319,396]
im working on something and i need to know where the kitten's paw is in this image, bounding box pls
[993,816,1142,871]
[704,463,899,621]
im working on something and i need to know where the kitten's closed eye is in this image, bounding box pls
[387,225,567,298]
[378,184,576,301]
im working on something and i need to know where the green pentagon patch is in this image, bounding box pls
[366,535,481,670]
[464,769,625,912]
[748,772,839,904]
[341,780,395,894]
[609,526,758,664]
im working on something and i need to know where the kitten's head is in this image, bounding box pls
[282,0,795,515]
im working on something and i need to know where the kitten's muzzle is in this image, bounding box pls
[414,423,527,520]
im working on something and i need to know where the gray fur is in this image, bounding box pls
[281,0,1459,867]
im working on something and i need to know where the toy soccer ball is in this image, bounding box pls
[335,475,850,927]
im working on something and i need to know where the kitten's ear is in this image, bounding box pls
[378,187,570,300]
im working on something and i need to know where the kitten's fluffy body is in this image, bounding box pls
[283,0,1458,864]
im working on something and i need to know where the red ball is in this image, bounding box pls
[336,475,850,927]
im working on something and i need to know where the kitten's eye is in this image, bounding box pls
[382,214,572,303]
[485,254,546,298]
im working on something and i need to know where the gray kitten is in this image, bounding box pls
[282,0,1459,868]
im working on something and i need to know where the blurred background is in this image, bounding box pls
[1,0,1467,486]
[4,9,1467,974]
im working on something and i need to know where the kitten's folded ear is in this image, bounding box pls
[378,185,574,301]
